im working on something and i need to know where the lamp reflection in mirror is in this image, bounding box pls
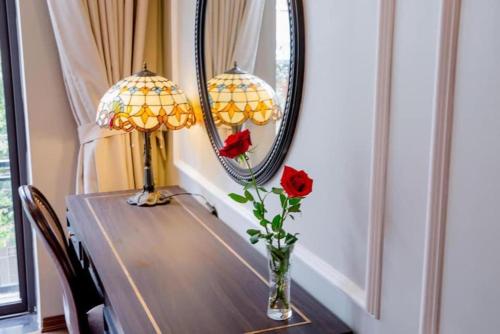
[96,63,195,206]
[207,62,281,127]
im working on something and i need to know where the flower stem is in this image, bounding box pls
[277,200,288,250]
[243,154,270,235]
[269,262,290,310]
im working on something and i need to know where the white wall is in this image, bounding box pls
[17,0,77,320]
[171,0,500,333]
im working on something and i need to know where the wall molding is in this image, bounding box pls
[365,0,396,319]
[419,1,461,333]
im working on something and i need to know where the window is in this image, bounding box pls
[275,0,291,111]
[0,0,35,317]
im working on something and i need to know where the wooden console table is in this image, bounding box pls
[66,186,352,334]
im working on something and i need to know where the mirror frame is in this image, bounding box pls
[195,0,305,185]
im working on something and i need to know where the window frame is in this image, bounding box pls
[0,0,35,317]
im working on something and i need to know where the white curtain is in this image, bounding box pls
[47,0,169,194]
[205,0,266,78]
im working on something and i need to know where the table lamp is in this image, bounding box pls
[207,62,281,127]
[96,63,195,206]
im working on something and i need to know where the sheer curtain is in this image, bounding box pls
[47,0,169,193]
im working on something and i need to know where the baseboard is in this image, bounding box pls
[42,314,66,333]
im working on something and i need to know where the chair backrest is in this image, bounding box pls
[19,185,85,334]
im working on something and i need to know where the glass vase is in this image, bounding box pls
[266,244,294,320]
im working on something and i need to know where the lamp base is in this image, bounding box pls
[127,190,171,207]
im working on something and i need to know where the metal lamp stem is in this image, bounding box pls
[127,132,169,206]
[143,132,154,193]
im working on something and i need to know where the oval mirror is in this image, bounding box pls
[195,0,304,184]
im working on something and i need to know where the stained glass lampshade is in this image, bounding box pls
[96,66,195,132]
[96,64,195,206]
[207,62,281,127]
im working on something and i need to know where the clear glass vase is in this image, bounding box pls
[266,244,294,320]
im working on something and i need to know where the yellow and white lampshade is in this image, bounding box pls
[96,65,195,132]
[207,63,281,127]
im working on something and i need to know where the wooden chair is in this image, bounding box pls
[19,185,104,333]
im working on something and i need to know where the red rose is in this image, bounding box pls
[280,166,313,198]
[218,129,252,159]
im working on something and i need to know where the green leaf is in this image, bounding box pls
[244,190,254,201]
[289,198,302,206]
[272,187,283,194]
[258,186,268,193]
[280,193,287,207]
[246,229,260,236]
[271,215,281,232]
[250,234,260,244]
[253,209,263,220]
[254,201,267,214]
[288,205,301,213]
[285,233,299,245]
[260,219,270,227]
[229,193,248,203]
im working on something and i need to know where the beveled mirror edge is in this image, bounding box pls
[195,0,305,185]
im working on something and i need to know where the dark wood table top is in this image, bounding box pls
[66,186,352,334]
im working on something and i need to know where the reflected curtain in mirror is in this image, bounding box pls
[204,0,265,78]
